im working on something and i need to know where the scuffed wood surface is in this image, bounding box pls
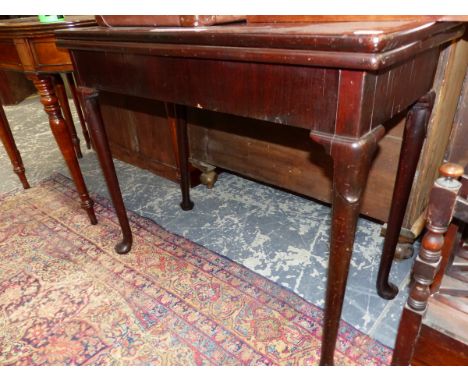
[445,71,468,167]
[403,36,468,231]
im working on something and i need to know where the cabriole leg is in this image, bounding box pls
[377,91,436,300]
[78,86,132,254]
[311,126,385,366]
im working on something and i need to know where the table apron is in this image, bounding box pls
[72,46,439,137]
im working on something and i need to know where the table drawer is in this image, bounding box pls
[29,37,72,72]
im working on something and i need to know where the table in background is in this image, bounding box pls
[0,16,96,224]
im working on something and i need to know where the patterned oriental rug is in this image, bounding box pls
[0,174,391,366]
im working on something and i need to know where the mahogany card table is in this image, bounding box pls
[56,21,465,365]
[0,16,96,223]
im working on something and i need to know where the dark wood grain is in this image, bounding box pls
[78,86,132,254]
[312,127,386,365]
[165,102,194,211]
[67,51,342,133]
[377,92,436,299]
[69,47,443,140]
[53,73,82,158]
[446,71,468,167]
[66,72,91,150]
[0,70,35,105]
[56,21,463,57]
[411,324,468,366]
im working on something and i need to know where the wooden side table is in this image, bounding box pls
[0,16,96,224]
[57,21,465,365]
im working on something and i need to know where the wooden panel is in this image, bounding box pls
[99,92,179,182]
[73,50,340,132]
[403,36,468,230]
[446,71,468,167]
[99,92,138,152]
[412,324,468,366]
[135,101,177,168]
[0,69,35,105]
[188,109,404,222]
[0,39,22,69]
[367,48,440,130]
[74,47,440,139]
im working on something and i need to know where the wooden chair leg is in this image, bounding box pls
[28,73,96,225]
[377,91,436,300]
[311,126,385,366]
[78,86,133,254]
[66,72,92,150]
[53,73,82,158]
[0,103,30,189]
[392,163,463,365]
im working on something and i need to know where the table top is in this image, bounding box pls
[56,21,464,70]
[56,21,463,52]
[0,16,95,38]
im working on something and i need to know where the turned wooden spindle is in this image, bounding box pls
[28,73,97,225]
[392,163,463,365]
[408,163,463,311]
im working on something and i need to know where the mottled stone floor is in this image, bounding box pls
[0,95,414,348]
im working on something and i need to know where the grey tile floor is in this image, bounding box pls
[0,95,414,348]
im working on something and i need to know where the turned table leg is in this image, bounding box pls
[311,126,386,366]
[377,92,436,300]
[165,102,194,211]
[53,73,82,158]
[28,73,97,225]
[0,103,30,189]
[78,86,132,254]
[66,72,91,150]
